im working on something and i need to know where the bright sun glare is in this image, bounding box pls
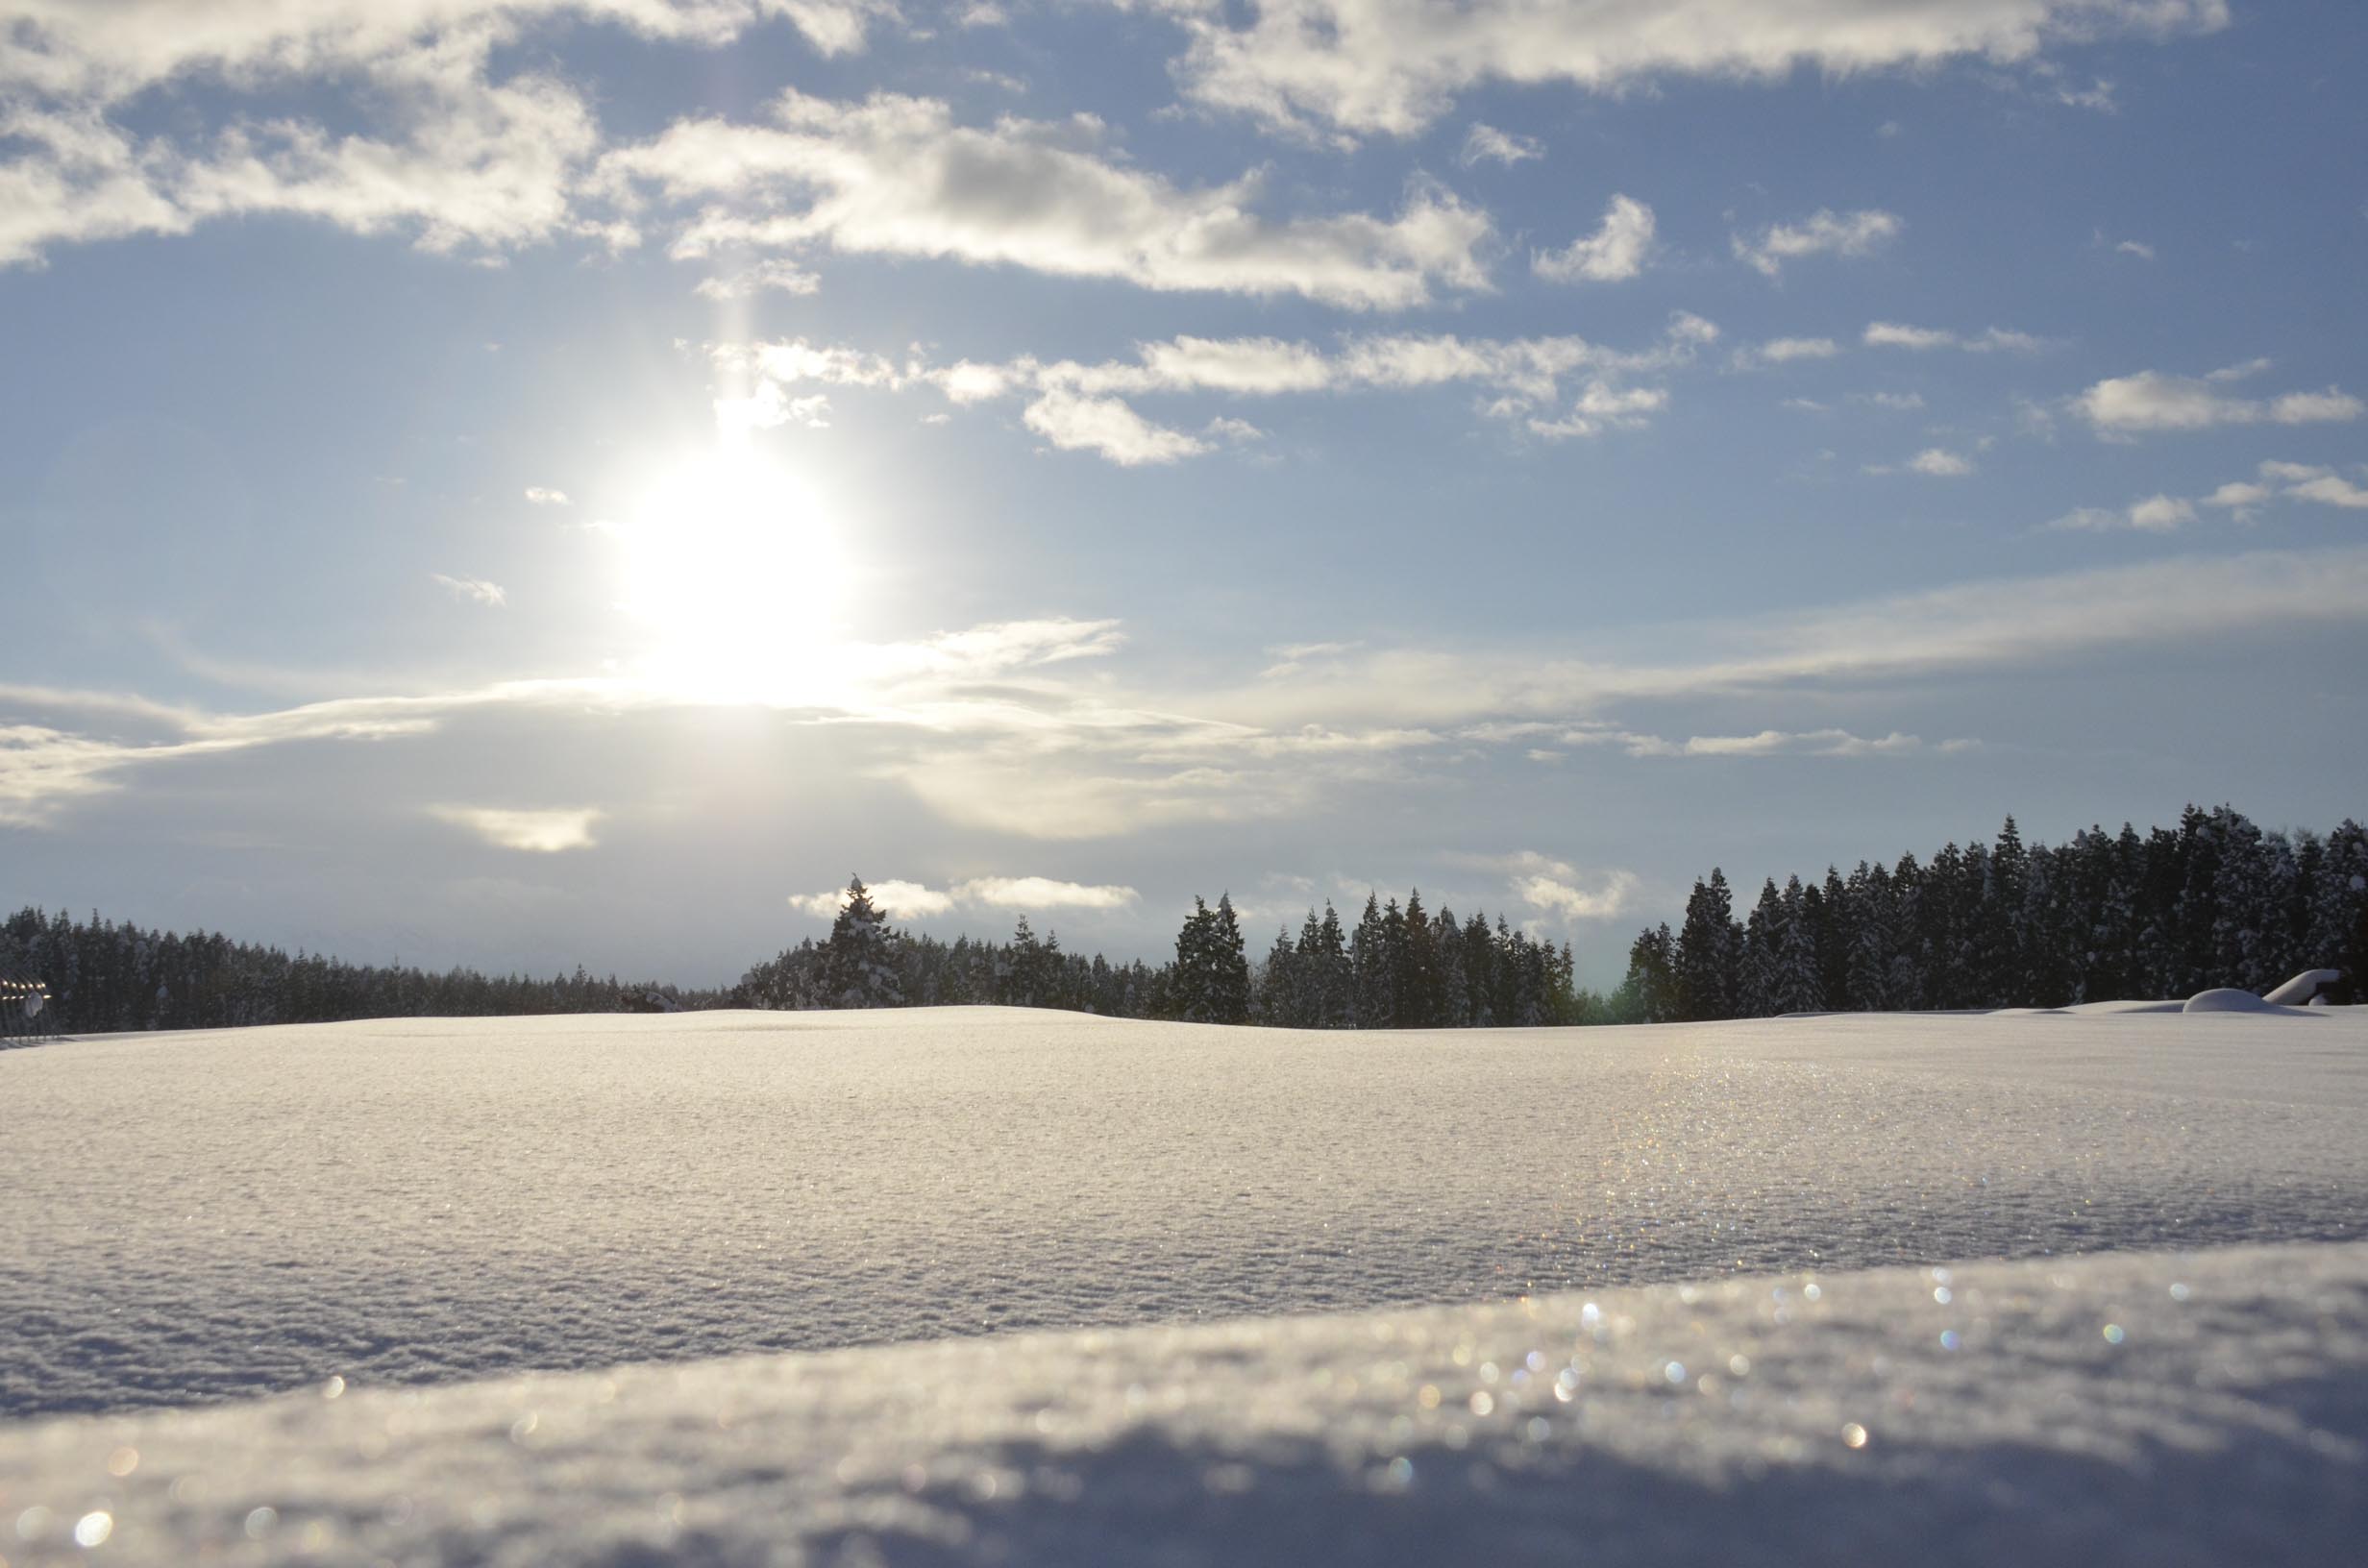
[616,446,851,702]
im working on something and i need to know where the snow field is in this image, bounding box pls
[5,1006,2365,1422]
[4,1238,2364,1566]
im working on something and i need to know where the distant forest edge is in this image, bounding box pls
[1618,804,2366,1020]
[4,804,2361,1036]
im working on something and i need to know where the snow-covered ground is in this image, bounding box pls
[6,1240,2365,1565]
[5,1006,2365,1562]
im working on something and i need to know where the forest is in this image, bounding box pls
[1616,804,2368,1021]
[5,803,2360,1036]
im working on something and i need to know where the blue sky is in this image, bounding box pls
[3,0,2363,985]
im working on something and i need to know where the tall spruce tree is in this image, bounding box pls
[1208,894,1251,1024]
[824,876,904,1008]
[1674,870,1739,1021]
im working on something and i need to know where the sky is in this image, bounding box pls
[2,0,2364,988]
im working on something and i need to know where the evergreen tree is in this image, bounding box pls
[1674,870,1739,1021]
[1350,894,1391,1028]
[1396,889,1442,1028]
[1432,906,1470,1028]
[824,876,904,1007]
[1619,923,1678,1023]
[1305,902,1356,1027]
[1171,896,1217,1021]
[1462,911,1497,1026]
[1208,894,1251,1024]
[1257,926,1301,1025]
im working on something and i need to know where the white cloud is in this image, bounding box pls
[789,875,1139,919]
[956,877,1141,911]
[1733,208,1900,278]
[599,92,1492,310]
[2127,493,2197,529]
[2077,370,2365,434]
[1863,322,2046,353]
[693,259,823,299]
[2048,495,2193,531]
[431,573,508,607]
[1868,447,1972,477]
[1860,390,1927,411]
[2052,76,2118,111]
[1024,390,1210,465]
[1532,194,1654,282]
[1525,381,1666,441]
[1260,641,1362,677]
[2200,460,2368,518]
[1483,724,1964,760]
[2115,239,2155,260]
[1147,0,2231,136]
[429,805,602,852]
[1730,336,1839,371]
[788,879,959,919]
[0,16,621,268]
[522,486,570,505]
[1506,859,1638,921]
[1459,122,1542,165]
[720,312,1719,463]
[2285,471,2368,509]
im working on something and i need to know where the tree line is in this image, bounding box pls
[733,880,1591,1026]
[1614,804,2368,1021]
[0,906,717,1035]
[9,802,2357,1036]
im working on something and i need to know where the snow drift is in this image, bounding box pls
[4,1005,2365,1564]
[4,1239,2364,1566]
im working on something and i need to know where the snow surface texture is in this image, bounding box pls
[5,1008,2367,1423]
[4,1240,2365,1566]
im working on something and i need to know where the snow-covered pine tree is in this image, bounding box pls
[1258,926,1300,1025]
[1777,874,1822,1014]
[1674,870,1738,1021]
[1397,889,1441,1028]
[1172,897,1216,1021]
[1209,894,1250,1024]
[823,876,904,1008]
[1844,861,1891,1013]
[1618,922,1676,1023]
[1432,906,1469,1028]
[1308,902,1356,1027]
[1738,878,1783,1017]
[1462,911,1496,1026]
[1350,894,1390,1028]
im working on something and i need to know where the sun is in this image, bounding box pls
[614,445,852,702]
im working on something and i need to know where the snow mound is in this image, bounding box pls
[7,1007,2368,1422]
[4,1240,2364,1566]
[2183,988,2314,1016]
[2264,968,2345,1006]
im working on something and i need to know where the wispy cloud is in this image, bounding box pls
[429,805,604,852]
[1730,336,1839,372]
[2049,494,2194,532]
[712,313,1722,462]
[597,92,1492,310]
[1533,195,1655,283]
[1734,208,1901,279]
[1864,447,1974,477]
[1156,0,2230,136]
[2077,367,2364,434]
[1460,123,1542,166]
[431,574,508,607]
[1863,322,2047,354]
